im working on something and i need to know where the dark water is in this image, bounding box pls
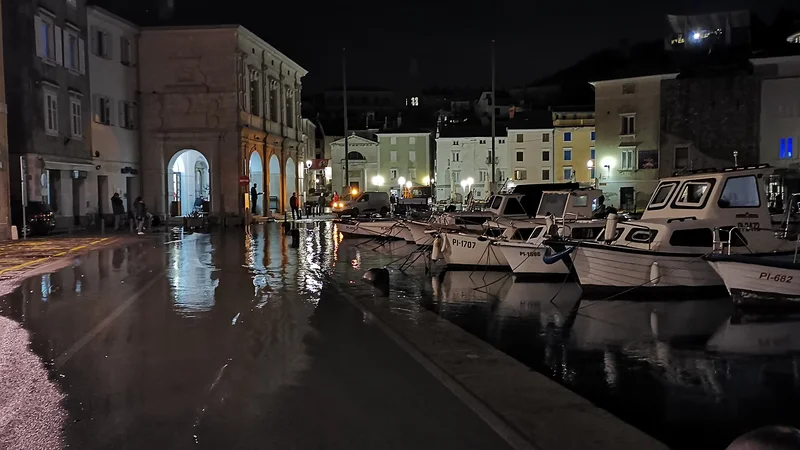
[343,237,800,450]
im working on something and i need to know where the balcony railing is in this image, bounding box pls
[485,157,499,164]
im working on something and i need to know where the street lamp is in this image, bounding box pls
[405,181,412,189]
[371,175,384,187]
[422,175,430,186]
[586,160,594,169]
[305,160,312,169]
[398,176,406,187]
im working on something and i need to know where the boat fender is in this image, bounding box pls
[543,246,575,265]
[431,275,440,296]
[604,213,619,242]
[650,261,660,285]
[431,236,442,261]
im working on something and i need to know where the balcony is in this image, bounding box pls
[485,157,499,164]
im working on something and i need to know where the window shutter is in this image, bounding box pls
[130,103,138,129]
[107,99,114,126]
[54,26,63,65]
[78,38,85,73]
[105,33,113,60]
[34,16,44,57]
[90,27,97,55]
[118,100,125,128]
[92,95,100,123]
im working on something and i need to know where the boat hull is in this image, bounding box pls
[495,242,570,276]
[336,220,406,240]
[707,258,800,307]
[407,221,436,246]
[440,232,509,270]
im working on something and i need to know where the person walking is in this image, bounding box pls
[250,184,259,215]
[111,193,125,230]
[134,196,148,235]
[290,192,301,220]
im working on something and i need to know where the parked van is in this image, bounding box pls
[332,191,391,217]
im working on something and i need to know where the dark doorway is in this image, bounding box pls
[72,177,84,226]
[97,175,109,217]
[126,177,134,214]
[620,186,635,212]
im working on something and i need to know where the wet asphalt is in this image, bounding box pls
[0,222,511,450]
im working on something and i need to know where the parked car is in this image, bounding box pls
[332,191,390,218]
[11,201,56,236]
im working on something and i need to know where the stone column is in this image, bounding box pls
[0,0,10,240]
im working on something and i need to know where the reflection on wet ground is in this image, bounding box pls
[0,223,510,450]
[344,237,800,450]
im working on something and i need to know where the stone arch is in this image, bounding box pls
[285,158,297,207]
[167,149,211,216]
[269,154,281,213]
[248,151,264,214]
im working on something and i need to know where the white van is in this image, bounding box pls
[332,192,391,217]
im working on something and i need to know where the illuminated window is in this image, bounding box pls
[563,131,572,142]
[563,148,572,161]
[590,131,596,141]
[780,137,794,159]
[563,167,573,181]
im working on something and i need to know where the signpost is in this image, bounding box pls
[239,176,249,186]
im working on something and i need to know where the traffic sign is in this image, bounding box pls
[239,176,250,186]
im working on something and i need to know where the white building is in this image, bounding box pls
[330,134,379,194]
[87,6,140,216]
[435,127,509,201]
[506,112,556,184]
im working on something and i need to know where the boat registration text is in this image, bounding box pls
[759,272,793,283]
[451,239,476,249]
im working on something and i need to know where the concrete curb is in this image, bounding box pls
[328,279,669,450]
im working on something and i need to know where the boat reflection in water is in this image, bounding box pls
[708,312,800,355]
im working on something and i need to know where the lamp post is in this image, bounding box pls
[587,159,594,188]
[422,175,430,186]
[460,179,468,203]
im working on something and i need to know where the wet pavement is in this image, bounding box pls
[0,224,511,450]
[344,238,800,450]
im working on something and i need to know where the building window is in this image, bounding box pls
[391,136,397,145]
[479,170,488,182]
[622,83,636,94]
[514,169,527,180]
[35,13,56,62]
[516,151,524,162]
[409,136,416,145]
[621,115,635,135]
[621,148,635,170]
[409,151,416,162]
[70,96,82,138]
[452,152,460,162]
[95,96,112,125]
[591,131,596,141]
[542,168,550,181]
[516,133,524,143]
[479,139,486,144]
[92,27,111,59]
[675,146,690,168]
[590,147,596,160]
[563,148,572,161]
[452,171,460,183]
[409,168,417,180]
[780,138,794,159]
[542,150,550,162]
[563,167,573,181]
[120,36,133,65]
[542,133,550,142]
[453,140,459,145]
[589,167,596,179]
[563,131,572,142]
[499,139,505,144]
[390,168,398,179]
[43,88,58,135]
[285,86,294,128]
[119,101,137,129]
[268,78,279,122]
[64,28,85,73]
[249,70,260,116]
[390,151,397,162]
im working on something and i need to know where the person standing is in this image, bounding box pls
[317,192,326,216]
[111,193,125,230]
[134,196,148,235]
[290,192,301,220]
[250,184,259,215]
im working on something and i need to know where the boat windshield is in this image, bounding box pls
[503,198,527,215]
[537,193,568,217]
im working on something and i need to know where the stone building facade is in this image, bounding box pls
[4,0,92,229]
[138,25,306,218]
[659,74,761,176]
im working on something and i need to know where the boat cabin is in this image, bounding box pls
[535,189,604,219]
[436,193,528,227]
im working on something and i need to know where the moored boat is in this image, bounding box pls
[706,253,800,308]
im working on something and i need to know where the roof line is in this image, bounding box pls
[87,5,140,31]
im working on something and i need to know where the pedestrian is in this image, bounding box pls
[290,192,301,220]
[250,184,259,215]
[390,192,397,213]
[134,196,148,235]
[317,192,326,216]
[333,191,339,204]
[111,193,125,230]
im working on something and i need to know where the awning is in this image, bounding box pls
[43,160,95,171]
[308,159,329,170]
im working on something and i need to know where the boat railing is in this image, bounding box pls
[713,226,749,256]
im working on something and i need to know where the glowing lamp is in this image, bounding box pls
[371,175,384,186]
[398,177,406,187]
[422,176,430,185]
[405,181,412,189]
[350,188,358,196]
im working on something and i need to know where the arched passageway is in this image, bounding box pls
[269,155,281,213]
[249,152,264,214]
[168,149,210,216]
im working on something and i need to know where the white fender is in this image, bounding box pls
[431,236,442,261]
[604,213,619,242]
[650,261,660,285]
[432,276,440,296]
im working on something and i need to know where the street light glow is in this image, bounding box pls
[422,176,430,185]
[398,177,406,187]
[466,177,474,185]
[305,159,312,169]
[692,31,701,41]
[371,175,384,186]
[405,181,412,189]
[460,180,468,189]
[587,160,594,168]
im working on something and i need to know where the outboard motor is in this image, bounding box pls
[604,213,619,243]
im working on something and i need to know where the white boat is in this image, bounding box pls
[550,164,797,297]
[335,218,409,240]
[437,188,603,270]
[706,254,800,307]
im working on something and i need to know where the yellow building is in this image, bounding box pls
[552,110,596,185]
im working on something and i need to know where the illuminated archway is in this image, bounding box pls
[249,152,264,214]
[285,158,297,206]
[269,154,281,213]
[168,149,210,216]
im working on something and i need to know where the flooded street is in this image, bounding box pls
[3,221,800,449]
[0,222,509,450]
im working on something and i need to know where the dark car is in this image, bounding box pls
[11,201,56,236]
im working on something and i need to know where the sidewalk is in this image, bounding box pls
[0,234,137,296]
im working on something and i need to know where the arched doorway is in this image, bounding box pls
[285,158,297,207]
[269,154,281,213]
[168,149,210,216]
[249,152,263,214]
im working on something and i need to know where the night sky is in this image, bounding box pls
[101,0,797,92]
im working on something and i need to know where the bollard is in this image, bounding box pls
[290,228,300,248]
[101,216,105,235]
[283,216,291,234]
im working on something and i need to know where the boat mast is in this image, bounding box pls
[490,40,496,194]
[343,48,349,190]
